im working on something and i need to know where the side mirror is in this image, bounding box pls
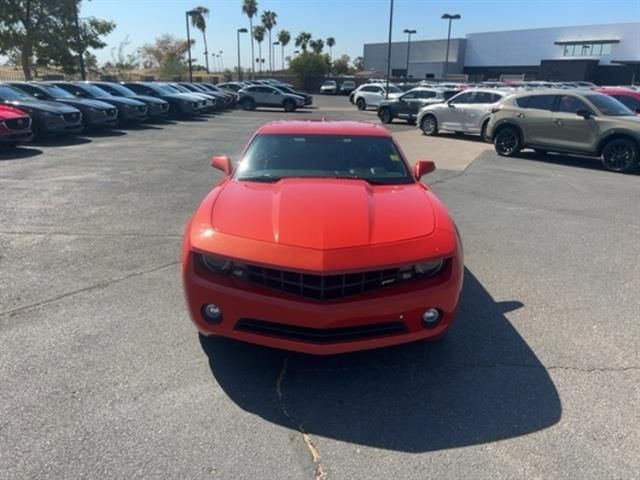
[414,160,436,179]
[576,109,591,119]
[448,102,456,108]
[211,155,232,176]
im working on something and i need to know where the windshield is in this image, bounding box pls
[323,81,336,86]
[100,83,135,97]
[235,134,413,185]
[0,85,34,100]
[40,85,75,98]
[585,94,634,116]
[79,84,112,97]
[150,84,175,94]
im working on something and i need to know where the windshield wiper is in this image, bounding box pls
[237,174,283,183]
[330,176,391,185]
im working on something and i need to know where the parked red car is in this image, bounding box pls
[596,87,640,114]
[0,104,33,147]
[182,121,464,355]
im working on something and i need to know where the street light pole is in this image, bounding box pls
[186,10,198,82]
[237,28,248,80]
[403,28,416,78]
[219,51,224,70]
[385,0,394,99]
[441,13,461,80]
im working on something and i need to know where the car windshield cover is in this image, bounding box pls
[80,84,112,97]
[102,83,136,97]
[235,134,414,185]
[0,85,34,100]
[585,94,634,116]
[40,85,75,98]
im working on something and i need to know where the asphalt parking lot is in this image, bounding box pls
[1,95,638,479]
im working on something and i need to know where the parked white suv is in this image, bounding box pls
[238,85,305,112]
[353,83,403,110]
[417,88,511,140]
[320,80,337,95]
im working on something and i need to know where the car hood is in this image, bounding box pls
[53,98,115,109]
[3,99,79,114]
[96,96,145,107]
[129,95,167,105]
[0,105,29,119]
[210,178,435,249]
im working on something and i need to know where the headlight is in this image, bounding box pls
[201,254,231,272]
[414,259,446,277]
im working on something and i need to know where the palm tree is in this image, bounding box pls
[242,0,258,78]
[253,26,266,73]
[309,38,324,54]
[261,10,277,72]
[277,29,291,70]
[326,37,335,61]
[295,31,312,52]
[189,6,210,73]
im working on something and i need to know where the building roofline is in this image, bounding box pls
[466,22,640,37]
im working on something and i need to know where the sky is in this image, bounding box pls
[82,0,640,69]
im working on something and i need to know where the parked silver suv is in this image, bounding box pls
[487,89,640,173]
[238,85,305,112]
[417,88,511,140]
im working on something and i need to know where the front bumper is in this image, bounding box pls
[44,121,84,135]
[183,253,463,355]
[0,131,33,145]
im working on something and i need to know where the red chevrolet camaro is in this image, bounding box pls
[182,120,463,354]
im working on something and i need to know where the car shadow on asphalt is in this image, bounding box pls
[199,268,561,452]
[515,151,640,175]
[0,146,43,160]
[30,135,92,147]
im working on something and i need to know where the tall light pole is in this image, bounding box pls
[403,28,416,78]
[185,10,199,82]
[385,0,394,99]
[219,50,224,70]
[441,13,461,80]
[272,42,280,72]
[237,28,248,80]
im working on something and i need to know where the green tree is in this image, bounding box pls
[0,0,115,79]
[295,31,312,52]
[189,6,210,73]
[110,35,140,78]
[353,56,365,71]
[253,26,265,73]
[332,54,351,75]
[276,29,290,70]
[242,0,258,77]
[326,37,335,60]
[260,10,277,72]
[309,38,324,54]
[289,51,328,90]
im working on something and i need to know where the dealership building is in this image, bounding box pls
[363,23,640,84]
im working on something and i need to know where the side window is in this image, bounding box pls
[490,93,503,103]
[402,91,417,100]
[417,91,436,99]
[613,95,640,110]
[449,92,475,104]
[525,95,556,111]
[557,95,590,114]
[473,92,495,104]
[361,86,375,93]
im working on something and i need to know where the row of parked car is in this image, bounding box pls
[347,81,640,173]
[0,80,240,147]
[217,79,314,112]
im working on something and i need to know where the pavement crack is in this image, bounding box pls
[0,260,180,318]
[276,356,327,480]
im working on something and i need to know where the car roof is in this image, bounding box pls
[510,88,603,97]
[257,120,392,137]
[597,87,640,96]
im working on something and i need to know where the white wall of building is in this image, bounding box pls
[464,23,640,67]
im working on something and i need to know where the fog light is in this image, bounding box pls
[421,308,441,328]
[202,304,223,324]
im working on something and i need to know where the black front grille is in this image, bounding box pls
[161,104,169,111]
[235,318,407,343]
[4,117,30,130]
[137,105,147,113]
[63,112,80,123]
[244,264,403,301]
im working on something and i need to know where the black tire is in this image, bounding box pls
[494,126,521,157]
[601,138,639,173]
[534,149,548,155]
[241,98,255,111]
[283,99,296,112]
[356,98,366,111]
[378,108,393,124]
[480,120,490,143]
[420,115,438,136]
[349,94,355,104]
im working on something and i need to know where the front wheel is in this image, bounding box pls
[241,98,255,111]
[283,100,296,112]
[601,138,638,173]
[356,98,366,111]
[420,115,438,136]
[494,127,521,157]
[378,108,393,124]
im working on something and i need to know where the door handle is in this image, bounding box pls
[552,119,562,125]
[516,113,526,118]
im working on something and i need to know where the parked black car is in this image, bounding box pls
[0,84,83,137]
[272,84,313,106]
[89,82,170,120]
[377,88,456,124]
[197,83,239,107]
[164,83,217,111]
[50,82,148,124]
[122,82,205,117]
[7,82,118,129]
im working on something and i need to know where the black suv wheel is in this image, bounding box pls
[240,97,256,111]
[356,98,366,111]
[601,138,638,173]
[283,99,296,112]
[494,127,521,156]
[420,115,438,136]
[378,108,393,124]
